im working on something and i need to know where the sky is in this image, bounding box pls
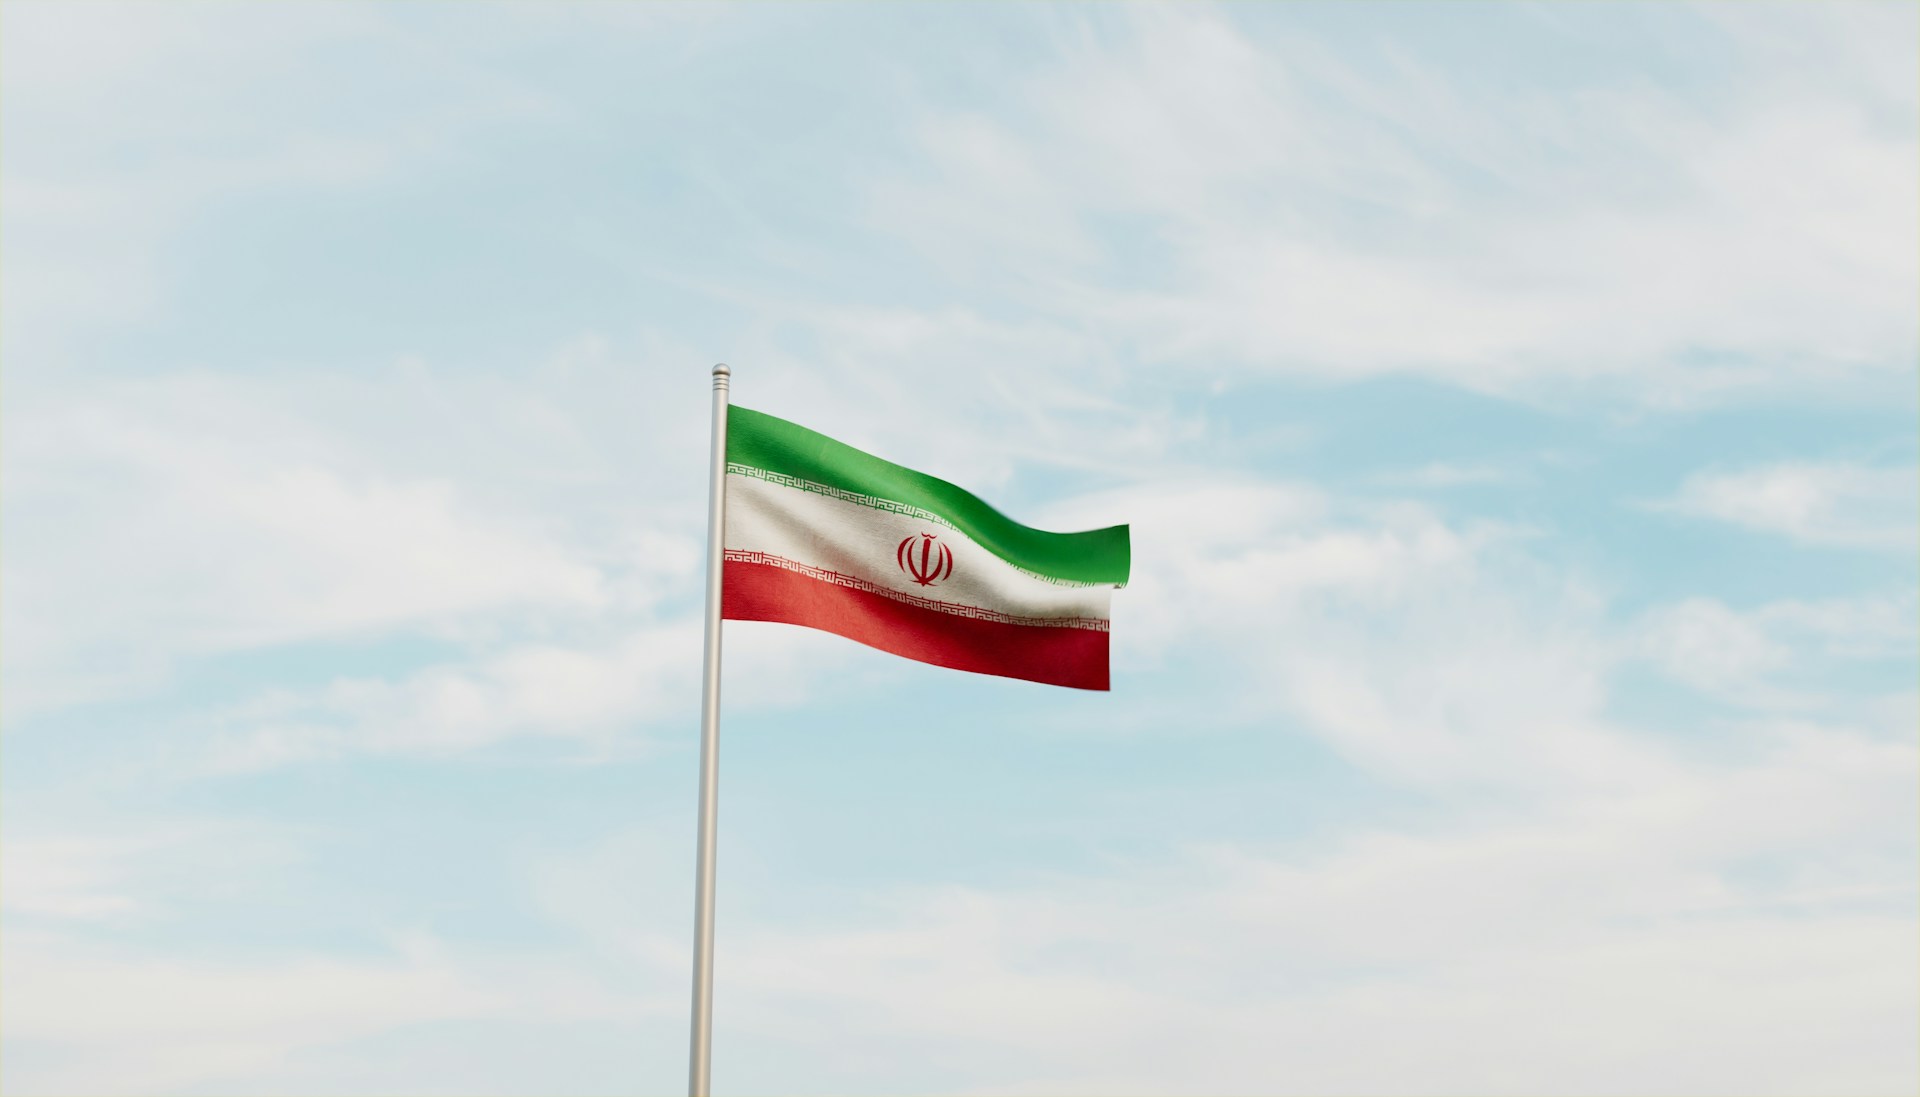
[1,2,1916,1094]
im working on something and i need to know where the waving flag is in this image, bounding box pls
[720,405,1130,690]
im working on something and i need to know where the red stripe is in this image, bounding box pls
[723,559,1110,691]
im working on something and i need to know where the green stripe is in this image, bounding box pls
[727,405,1130,585]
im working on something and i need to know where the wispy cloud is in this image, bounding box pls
[575,721,1915,1096]
[0,371,614,717]
[2,822,664,1095]
[871,5,1918,404]
[1046,476,1650,796]
[2,927,649,1096]
[1368,460,1528,489]
[1637,591,1918,704]
[1653,460,1916,550]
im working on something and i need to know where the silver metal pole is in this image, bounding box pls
[688,362,730,1097]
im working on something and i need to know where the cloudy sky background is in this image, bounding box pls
[3,2,1916,1094]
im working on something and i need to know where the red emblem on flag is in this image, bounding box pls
[896,532,954,587]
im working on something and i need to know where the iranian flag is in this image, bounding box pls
[721,406,1130,690]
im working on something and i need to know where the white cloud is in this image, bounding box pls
[0,324,750,719]
[193,624,694,772]
[3,838,149,921]
[1,822,660,1096]
[1758,592,1920,660]
[14,699,1910,1095]
[675,720,1917,1095]
[0,2,582,366]
[1638,597,1794,697]
[0,926,652,1096]
[2,824,300,928]
[0,373,613,717]
[1637,590,1918,705]
[870,5,1918,403]
[1369,460,1526,489]
[1655,461,1916,549]
[1048,476,1658,796]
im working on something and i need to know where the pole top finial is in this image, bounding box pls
[712,363,731,377]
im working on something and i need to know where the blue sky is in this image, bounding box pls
[2,2,1915,1094]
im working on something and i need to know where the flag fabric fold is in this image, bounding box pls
[721,406,1129,690]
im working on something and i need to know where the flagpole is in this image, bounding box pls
[688,362,730,1097]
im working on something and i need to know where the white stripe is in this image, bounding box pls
[724,472,1113,624]
[726,463,954,530]
[727,462,1106,589]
